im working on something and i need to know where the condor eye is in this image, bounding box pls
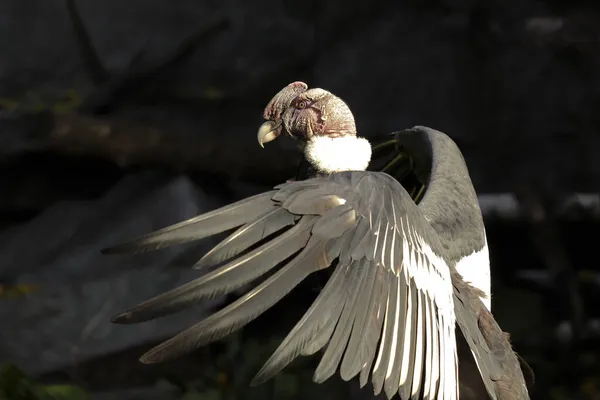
[296,100,308,109]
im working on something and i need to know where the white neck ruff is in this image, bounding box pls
[304,135,372,173]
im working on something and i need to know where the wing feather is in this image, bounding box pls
[359,267,389,388]
[300,300,344,356]
[430,302,441,399]
[140,222,346,363]
[251,260,352,385]
[409,287,426,399]
[313,259,367,383]
[195,207,296,269]
[339,258,379,381]
[453,278,503,399]
[398,278,418,399]
[107,170,501,400]
[103,191,277,253]
[422,291,436,400]
[348,218,371,261]
[371,268,398,396]
[438,312,446,400]
[384,270,407,399]
[112,216,313,324]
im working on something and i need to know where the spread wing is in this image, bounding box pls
[104,170,501,400]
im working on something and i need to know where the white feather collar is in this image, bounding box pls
[304,135,372,173]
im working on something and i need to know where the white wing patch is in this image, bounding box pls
[455,233,491,311]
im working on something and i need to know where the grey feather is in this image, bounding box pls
[453,281,503,397]
[251,261,352,385]
[271,181,321,202]
[398,279,419,400]
[430,302,441,398]
[283,188,348,216]
[299,232,356,358]
[423,291,437,399]
[353,223,376,262]
[195,207,296,269]
[358,266,389,388]
[339,258,379,381]
[409,288,426,399]
[300,304,343,356]
[325,228,357,263]
[313,258,368,383]
[103,191,277,253]
[371,272,398,396]
[312,204,356,239]
[384,272,409,400]
[370,199,387,262]
[140,222,344,364]
[112,217,314,324]
[347,217,371,261]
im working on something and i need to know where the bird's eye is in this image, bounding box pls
[296,100,308,109]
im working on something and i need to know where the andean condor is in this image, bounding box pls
[104,81,533,399]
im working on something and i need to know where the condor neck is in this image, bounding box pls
[303,135,372,175]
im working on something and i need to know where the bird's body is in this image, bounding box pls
[103,82,532,399]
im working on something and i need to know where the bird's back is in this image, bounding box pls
[368,127,532,399]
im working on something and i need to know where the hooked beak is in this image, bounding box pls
[257,121,281,148]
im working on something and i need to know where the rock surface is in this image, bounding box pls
[0,173,225,375]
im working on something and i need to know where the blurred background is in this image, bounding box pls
[1,0,599,399]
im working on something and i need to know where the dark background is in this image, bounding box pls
[1,0,599,399]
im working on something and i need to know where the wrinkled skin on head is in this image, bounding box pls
[263,81,308,122]
[257,81,357,147]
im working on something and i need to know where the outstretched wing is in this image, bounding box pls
[104,170,500,400]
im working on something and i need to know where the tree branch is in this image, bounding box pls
[80,18,230,114]
[20,112,298,185]
[65,0,230,111]
[65,0,110,85]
